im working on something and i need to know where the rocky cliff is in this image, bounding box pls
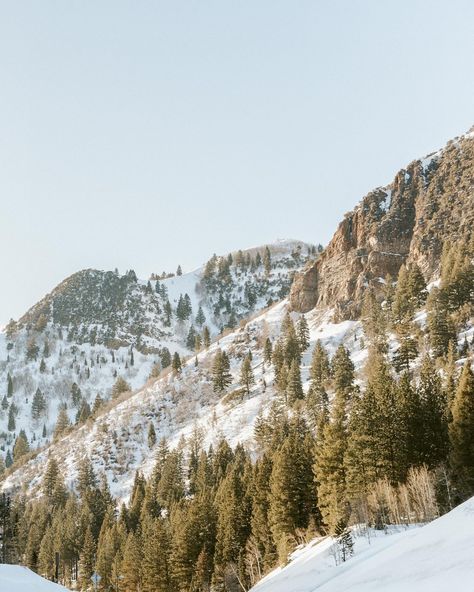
[290,129,474,320]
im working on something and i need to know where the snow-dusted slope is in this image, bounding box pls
[0,565,70,592]
[251,495,474,592]
[0,240,315,463]
[1,299,360,500]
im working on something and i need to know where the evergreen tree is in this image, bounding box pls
[79,526,96,591]
[310,341,330,388]
[31,388,46,420]
[212,350,232,393]
[263,246,272,274]
[269,419,316,563]
[13,429,30,462]
[263,338,273,365]
[195,305,206,326]
[172,352,182,373]
[112,376,130,399]
[43,457,60,499]
[148,422,157,449]
[286,360,304,405]
[7,405,15,431]
[7,373,13,397]
[202,326,211,349]
[186,325,197,350]
[54,408,70,439]
[240,356,255,395]
[296,315,310,352]
[449,361,474,500]
[121,531,142,591]
[160,347,172,369]
[141,516,173,592]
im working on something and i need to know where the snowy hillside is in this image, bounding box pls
[0,297,360,500]
[250,495,474,592]
[0,240,316,464]
[0,564,70,591]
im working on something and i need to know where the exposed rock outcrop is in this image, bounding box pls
[290,130,474,320]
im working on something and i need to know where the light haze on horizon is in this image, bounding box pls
[1,1,473,323]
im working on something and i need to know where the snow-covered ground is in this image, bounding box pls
[0,239,313,463]
[251,495,474,592]
[0,565,70,591]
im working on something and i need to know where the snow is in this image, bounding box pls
[251,495,474,592]
[0,565,70,591]
[0,240,313,465]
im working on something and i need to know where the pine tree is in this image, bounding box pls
[296,315,310,352]
[111,376,131,399]
[286,360,304,405]
[26,336,39,361]
[212,350,232,393]
[240,356,255,395]
[449,361,474,500]
[148,422,157,449]
[196,305,206,326]
[141,516,173,592]
[263,338,273,365]
[13,429,30,462]
[7,405,15,431]
[314,388,348,533]
[31,388,46,420]
[310,341,330,388]
[7,373,13,397]
[172,352,182,373]
[39,358,46,373]
[417,356,449,467]
[263,246,272,275]
[269,419,316,563]
[160,347,172,369]
[121,531,142,591]
[43,457,60,498]
[54,407,70,439]
[202,326,211,349]
[186,325,197,350]
[79,526,96,590]
[361,288,387,353]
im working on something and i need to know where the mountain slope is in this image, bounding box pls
[290,127,474,320]
[251,495,474,592]
[0,239,315,458]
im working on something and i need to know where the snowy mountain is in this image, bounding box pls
[250,494,474,592]
[0,239,316,459]
[0,299,360,500]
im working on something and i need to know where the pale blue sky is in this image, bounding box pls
[1,1,473,323]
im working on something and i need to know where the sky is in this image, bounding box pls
[0,1,473,323]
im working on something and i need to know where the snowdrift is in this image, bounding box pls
[251,496,474,592]
[0,564,70,592]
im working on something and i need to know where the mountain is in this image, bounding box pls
[250,494,474,592]
[290,128,474,320]
[0,239,316,462]
[0,127,473,592]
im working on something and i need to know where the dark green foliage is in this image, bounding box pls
[32,388,46,420]
[240,355,255,394]
[212,349,232,393]
[148,422,157,449]
[172,352,182,373]
[449,361,474,500]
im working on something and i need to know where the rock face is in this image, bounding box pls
[290,129,474,320]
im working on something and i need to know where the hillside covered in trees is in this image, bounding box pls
[0,129,473,592]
